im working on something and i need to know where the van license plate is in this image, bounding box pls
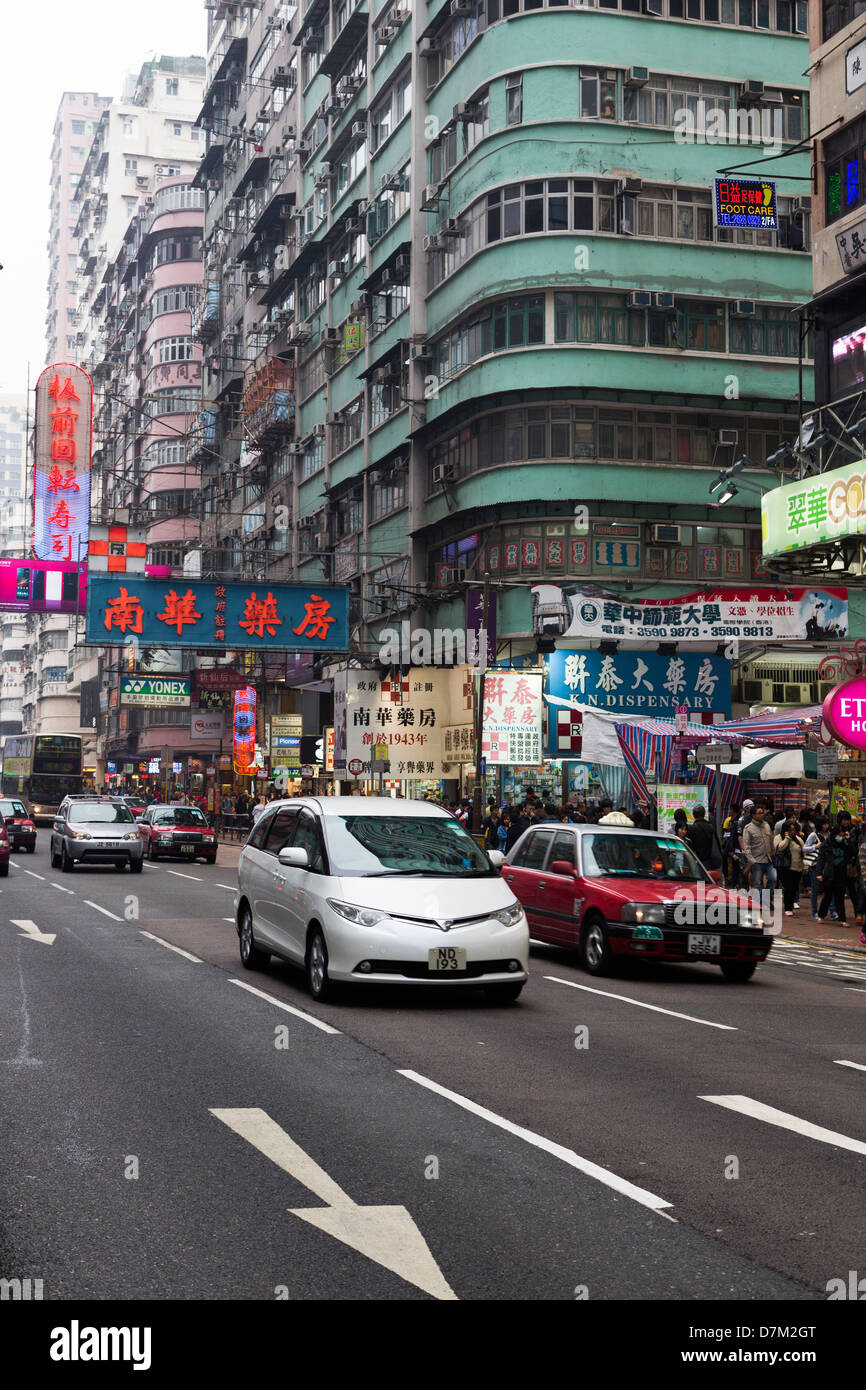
[688,934,721,956]
[428,947,467,972]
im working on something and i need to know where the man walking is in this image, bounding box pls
[742,804,775,895]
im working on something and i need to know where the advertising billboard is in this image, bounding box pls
[33,363,92,562]
[119,676,191,708]
[233,687,257,775]
[762,459,866,559]
[86,575,349,651]
[0,558,86,614]
[713,178,777,231]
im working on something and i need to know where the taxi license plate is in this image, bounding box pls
[688,934,721,956]
[428,946,467,972]
[180,844,196,854]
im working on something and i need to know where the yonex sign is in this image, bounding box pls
[120,676,191,708]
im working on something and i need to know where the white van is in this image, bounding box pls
[234,797,529,1002]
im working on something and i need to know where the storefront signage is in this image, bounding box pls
[233,686,257,775]
[195,668,250,691]
[713,178,777,231]
[190,713,225,742]
[836,219,866,277]
[270,714,303,765]
[442,724,475,762]
[532,584,848,644]
[120,676,191,708]
[546,650,731,717]
[846,36,866,94]
[466,588,497,667]
[33,363,92,563]
[822,677,866,751]
[656,784,709,832]
[482,671,544,767]
[762,460,866,559]
[324,726,335,773]
[343,667,472,779]
[86,575,349,651]
[0,558,87,615]
[831,782,859,816]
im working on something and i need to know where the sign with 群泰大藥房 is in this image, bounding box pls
[546,650,731,718]
[33,364,93,564]
[85,575,349,651]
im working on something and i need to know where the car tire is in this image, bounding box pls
[238,904,269,971]
[50,840,61,869]
[581,916,613,976]
[720,960,757,983]
[26,844,35,854]
[147,841,155,860]
[485,981,524,1003]
[61,845,73,873]
[306,927,333,1002]
[130,858,143,874]
[205,855,217,865]
[114,863,126,871]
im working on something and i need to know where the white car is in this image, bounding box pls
[234,796,529,1002]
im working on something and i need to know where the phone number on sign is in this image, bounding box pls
[631,626,776,639]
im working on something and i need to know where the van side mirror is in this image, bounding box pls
[278,846,309,868]
[488,849,505,868]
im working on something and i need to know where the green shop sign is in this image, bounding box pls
[762,458,866,558]
[120,675,192,708]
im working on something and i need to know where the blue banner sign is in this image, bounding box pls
[86,575,349,652]
[546,649,730,731]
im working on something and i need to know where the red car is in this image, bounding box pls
[138,804,218,863]
[0,798,37,852]
[503,823,774,982]
[0,818,10,875]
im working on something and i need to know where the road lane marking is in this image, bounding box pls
[51,884,74,894]
[544,976,736,1031]
[399,1069,674,1216]
[139,931,202,963]
[10,919,55,946]
[23,870,46,881]
[210,1107,457,1300]
[216,883,236,891]
[166,870,203,882]
[834,1060,866,1073]
[222,917,235,923]
[83,901,123,922]
[228,978,340,1034]
[699,1095,866,1156]
[845,987,866,993]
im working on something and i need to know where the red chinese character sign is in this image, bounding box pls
[33,364,93,562]
[233,686,258,775]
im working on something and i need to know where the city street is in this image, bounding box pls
[1,838,863,1302]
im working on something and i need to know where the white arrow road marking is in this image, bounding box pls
[10,919,56,946]
[210,1107,456,1300]
[544,976,736,1030]
[229,978,340,1034]
[700,1095,866,1156]
[83,901,123,922]
[139,931,202,963]
[835,1060,866,1073]
[399,1070,674,1216]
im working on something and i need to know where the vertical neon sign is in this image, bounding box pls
[233,686,257,775]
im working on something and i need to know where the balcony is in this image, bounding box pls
[243,359,295,445]
[186,408,219,463]
[192,283,221,341]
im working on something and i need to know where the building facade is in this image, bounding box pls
[0,395,30,746]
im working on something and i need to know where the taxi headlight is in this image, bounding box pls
[621,903,666,924]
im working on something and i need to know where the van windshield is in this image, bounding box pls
[324,815,496,876]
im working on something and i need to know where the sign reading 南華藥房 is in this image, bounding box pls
[762,460,866,560]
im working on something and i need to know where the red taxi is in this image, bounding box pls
[138,804,218,863]
[0,798,37,852]
[503,824,774,982]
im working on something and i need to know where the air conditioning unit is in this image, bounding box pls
[421,184,440,209]
[627,291,652,308]
[320,161,332,176]
[653,292,675,309]
[441,565,467,584]
[453,101,473,121]
[351,121,366,139]
[732,299,756,317]
[739,80,764,105]
[299,515,315,529]
[350,298,367,314]
[327,260,347,280]
[432,462,454,485]
[345,217,363,235]
[410,341,431,361]
[761,88,784,105]
[377,24,397,42]
[323,327,340,342]
[314,532,328,551]
[395,253,410,274]
[717,429,738,446]
[443,217,463,236]
[424,233,444,252]
[281,126,297,145]
[451,0,473,13]
[295,139,310,157]
[626,67,649,87]
[379,269,392,287]
[387,6,407,23]
[155,165,165,175]
[649,523,682,543]
[136,176,148,186]
[289,441,304,454]
[273,66,294,87]
[418,37,437,55]
[326,412,341,425]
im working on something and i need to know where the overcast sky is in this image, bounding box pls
[0,0,207,402]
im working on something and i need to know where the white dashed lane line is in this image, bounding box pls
[23,870,46,881]
[229,979,341,1035]
[544,975,737,1031]
[83,901,123,922]
[700,1095,866,1156]
[165,870,203,882]
[139,931,202,963]
[834,1059,866,1073]
[51,884,74,894]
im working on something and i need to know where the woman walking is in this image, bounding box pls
[774,815,804,917]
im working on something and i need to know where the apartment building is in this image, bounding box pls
[0,395,30,745]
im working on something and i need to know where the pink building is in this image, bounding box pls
[45,92,112,365]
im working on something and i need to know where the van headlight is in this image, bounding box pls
[69,830,92,840]
[495,904,525,927]
[327,899,389,928]
[123,832,140,840]
[621,903,666,924]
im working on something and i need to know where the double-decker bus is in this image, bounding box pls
[1,735,84,822]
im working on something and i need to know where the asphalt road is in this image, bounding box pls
[1,837,863,1302]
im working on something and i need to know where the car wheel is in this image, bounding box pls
[61,845,73,873]
[720,960,757,983]
[50,840,61,869]
[114,863,126,871]
[581,916,613,976]
[485,981,524,1003]
[206,854,217,864]
[147,841,155,860]
[306,927,333,1002]
[238,904,269,971]
[130,859,143,874]
[26,844,35,854]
